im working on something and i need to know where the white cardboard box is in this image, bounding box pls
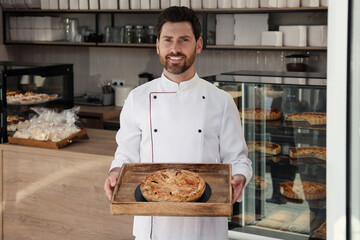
[130,0,140,8]
[49,0,58,9]
[40,0,49,9]
[218,0,231,8]
[25,0,41,8]
[301,0,319,7]
[59,0,69,9]
[10,29,18,40]
[44,29,64,41]
[161,0,170,8]
[307,25,327,46]
[17,29,31,41]
[191,0,202,8]
[279,25,307,46]
[234,14,268,45]
[17,16,31,29]
[89,0,99,9]
[141,0,150,8]
[232,0,245,8]
[261,31,283,46]
[287,0,299,7]
[70,0,79,9]
[246,0,259,8]
[13,0,27,8]
[180,0,190,7]
[30,16,44,28]
[119,0,130,8]
[203,0,217,8]
[100,0,117,8]
[10,17,17,29]
[79,0,89,9]
[170,0,180,6]
[260,0,286,7]
[320,0,327,6]
[216,14,234,45]
[44,16,62,29]
[150,0,159,8]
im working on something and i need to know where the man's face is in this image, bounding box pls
[157,21,202,76]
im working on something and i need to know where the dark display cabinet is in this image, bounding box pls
[0,61,74,143]
[205,70,326,240]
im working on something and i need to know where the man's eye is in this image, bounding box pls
[164,39,171,42]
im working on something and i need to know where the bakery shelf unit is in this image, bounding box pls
[0,61,74,143]
[1,7,327,51]
[204,70,326,240]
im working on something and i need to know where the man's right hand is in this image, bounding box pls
[104,167,121,201]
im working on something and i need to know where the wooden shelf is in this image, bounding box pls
[97,43,155,48]
[206,45,327,51]
[2,7,327,13]
[5,40,97,46]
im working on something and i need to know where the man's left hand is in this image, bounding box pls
[231,174,246,204]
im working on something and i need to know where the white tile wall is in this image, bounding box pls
[2,44,327,94]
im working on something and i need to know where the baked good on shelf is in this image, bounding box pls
[289,146,326,160]
[256,210,295,230]
[240,108,281,120]
[247,141,281,155]
[140,169,206,202]
[280,181,326,200]
[248,175,267,190]
[312,221,326,239]
[280,210,315,234]
[285,112,326,125]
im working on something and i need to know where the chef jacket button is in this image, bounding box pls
[154,129,158,132]
[153,95,157,99]
[202,96,205,99]
[198,129,202,133]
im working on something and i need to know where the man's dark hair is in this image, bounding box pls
[155,6,202,40]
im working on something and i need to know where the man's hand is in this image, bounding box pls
[104,167,121,201]
[231,174,246,204]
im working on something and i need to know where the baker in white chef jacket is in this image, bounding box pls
[104,6,252,240]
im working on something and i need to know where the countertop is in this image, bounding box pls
[1,128,118,157]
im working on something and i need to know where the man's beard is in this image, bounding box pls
[159,49,196,75]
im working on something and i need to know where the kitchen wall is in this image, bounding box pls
[3,44,326,94]
[0,9,327,94]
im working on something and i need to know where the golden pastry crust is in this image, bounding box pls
[140,169,206,202]
[240,108,281,120]
[247,141,281,155]
[280,181,326,200]
[285,112,326,125]
[289,146,326,160]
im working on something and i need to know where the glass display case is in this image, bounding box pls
[204,70,326,240]
[0,61,74,143]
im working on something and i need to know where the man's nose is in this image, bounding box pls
[170,42,181,54]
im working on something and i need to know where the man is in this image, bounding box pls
[104,6,252,240]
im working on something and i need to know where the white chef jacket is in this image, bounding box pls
[110,73,252,240]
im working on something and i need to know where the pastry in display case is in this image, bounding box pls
[0,61,74,143]
[204,70,326,240]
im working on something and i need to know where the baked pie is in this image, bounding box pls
[247,141,281,155]
[285,112,326,125]
[240,108,281,120]
[289,146,326,160]
[140,169,206,202]
[280,181,326,200]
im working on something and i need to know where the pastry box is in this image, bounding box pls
[8,128,87,149]
[110,163,233,217]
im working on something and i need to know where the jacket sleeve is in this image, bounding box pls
[110,91,141,171]
[219,92,253,200]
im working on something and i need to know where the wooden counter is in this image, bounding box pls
[76,105,122,129]
[0,128,134,240]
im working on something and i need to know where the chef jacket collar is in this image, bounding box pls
[160,73,200,92]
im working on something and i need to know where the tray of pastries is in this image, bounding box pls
[110,163,232,217]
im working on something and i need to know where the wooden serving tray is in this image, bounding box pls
[110,163,233,217]
[8,128,87,149]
